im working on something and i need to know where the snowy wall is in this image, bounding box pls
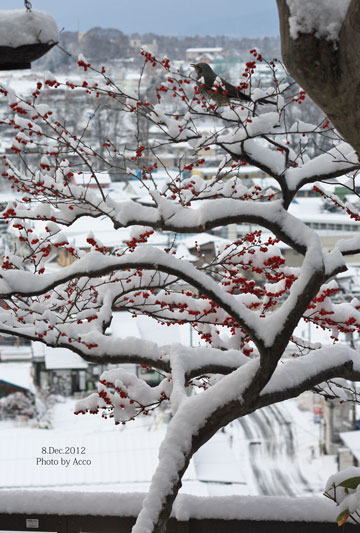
[0,491,340,521]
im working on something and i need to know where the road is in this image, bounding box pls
[236,403,317,496]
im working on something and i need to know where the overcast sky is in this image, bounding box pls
[5,1,280,37]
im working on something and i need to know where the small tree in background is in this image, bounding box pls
[1,41,360,532]
[0,391,35,420]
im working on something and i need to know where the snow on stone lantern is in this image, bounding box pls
[0,2,59,70]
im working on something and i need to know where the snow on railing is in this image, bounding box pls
[0,490,340,521]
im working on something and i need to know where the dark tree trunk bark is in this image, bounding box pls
[276,0,360,156]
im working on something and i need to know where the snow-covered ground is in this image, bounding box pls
[0,394,335,497]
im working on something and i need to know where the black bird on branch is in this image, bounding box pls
[191,62,275,108]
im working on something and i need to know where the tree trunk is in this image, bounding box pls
[276,0,360,156]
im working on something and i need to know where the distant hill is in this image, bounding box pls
[33,28,281,71]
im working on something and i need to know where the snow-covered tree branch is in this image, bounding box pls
[1,34,360,531]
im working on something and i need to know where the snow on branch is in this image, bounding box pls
[1,50,360,533]
[285,142,359,193]
[260,344,360,402]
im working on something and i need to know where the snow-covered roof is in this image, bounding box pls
[0,400,244,495]
[0,362,34,393]
[59,216,132,250]
[72,173,112,187]
[125,173,179,199]
[192,165,266,177]
[45,348,88,370]
[32,343,88,370]
[110,312,191,347]
[32,215,167,251]
[0,345,32,362]
[186,48,223,53]
[339,431,360,462]
[181,232,230,250]
[0,416,165,490]
[289,197,359,227]
[175,243,197,262]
